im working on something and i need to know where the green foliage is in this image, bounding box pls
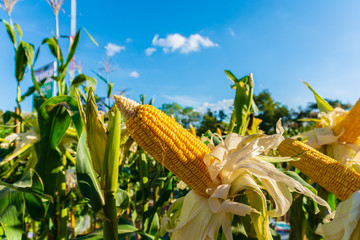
[254,89,290,134]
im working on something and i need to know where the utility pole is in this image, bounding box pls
[70,0,77,79]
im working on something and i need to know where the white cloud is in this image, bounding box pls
[105,43,125,57]
[196,99,233,114]
[151,33,218,54]
[162,95,201,107]
[129,71,140,78]
[145,47,157,56]
[125,38,133,43]
[228,28,236,36]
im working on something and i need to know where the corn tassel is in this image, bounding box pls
[114,95,214,197]
[333,98,360,143]
[278,139,360,200]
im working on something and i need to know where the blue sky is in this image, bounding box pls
[1,0,360,114]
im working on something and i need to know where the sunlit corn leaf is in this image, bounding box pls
[41,36,63,64]
[0,186,26,240]
[92,71,108,83]
[0,19,16,47]
[108,82,114,99]
[327,193,336,212]
[297,118,321,122]
[33,46,40,66]
[85,88,107,175]
[303,81,333,113]
[14,23,22,39]
[83,27,99,47]
[224,70,238,84]
[69,74,97,97]
[76,132,104,214]
[58,29,80,77]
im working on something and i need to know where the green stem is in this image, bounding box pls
[16,81,21,113]
[58,155,68,240]
[104,192,118,240]
[102,108,121,240]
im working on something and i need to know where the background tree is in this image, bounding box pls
[254,89,290,134]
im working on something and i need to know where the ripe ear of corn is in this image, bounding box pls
[278,139,360,200]
[333,98,360,143]
[114,95,214,197]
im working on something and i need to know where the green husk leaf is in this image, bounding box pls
[303,81,333,113]
[85,88,107,175]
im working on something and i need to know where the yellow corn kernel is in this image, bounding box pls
[333,98,360,143]
[114,95,214,197]
[189,124,196,137]
[278,139,360,200]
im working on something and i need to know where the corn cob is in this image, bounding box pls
[114,95,214,197]
[278,138,360,200]
[333,98,360,143]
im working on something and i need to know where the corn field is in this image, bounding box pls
[1,2,360,240]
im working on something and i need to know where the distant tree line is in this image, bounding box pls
[160,89,352,136]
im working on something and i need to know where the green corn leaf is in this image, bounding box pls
[2,110,22,124]
[297,118,321,122]
[15,41,34,85]
[327,192,336,212]
[24,193,46,221]
[83,27,99,47]
[63,29,80,70]
[0,187,26,240]
[15,42,28,82]
[116,188,130,211]
[75,217,150,239]
[35,96,82,195]
[69,74,97,97]
[144,174,173,234]
[20,78,47,102]
[0,19,16,47]
[303,81,333,113]
[149,96,155,105]
[29,67,43,99]
[41,36,63,64]
[22,41,34,66]
[107,82,114,99]
[14,23,22,39]
[0,180,52,201]
[139,153,149,188]
[76,132,104,214]
[224,70,238,83]
[92,70,108,83]
[284,171,317,195]
[33,46,40,66]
